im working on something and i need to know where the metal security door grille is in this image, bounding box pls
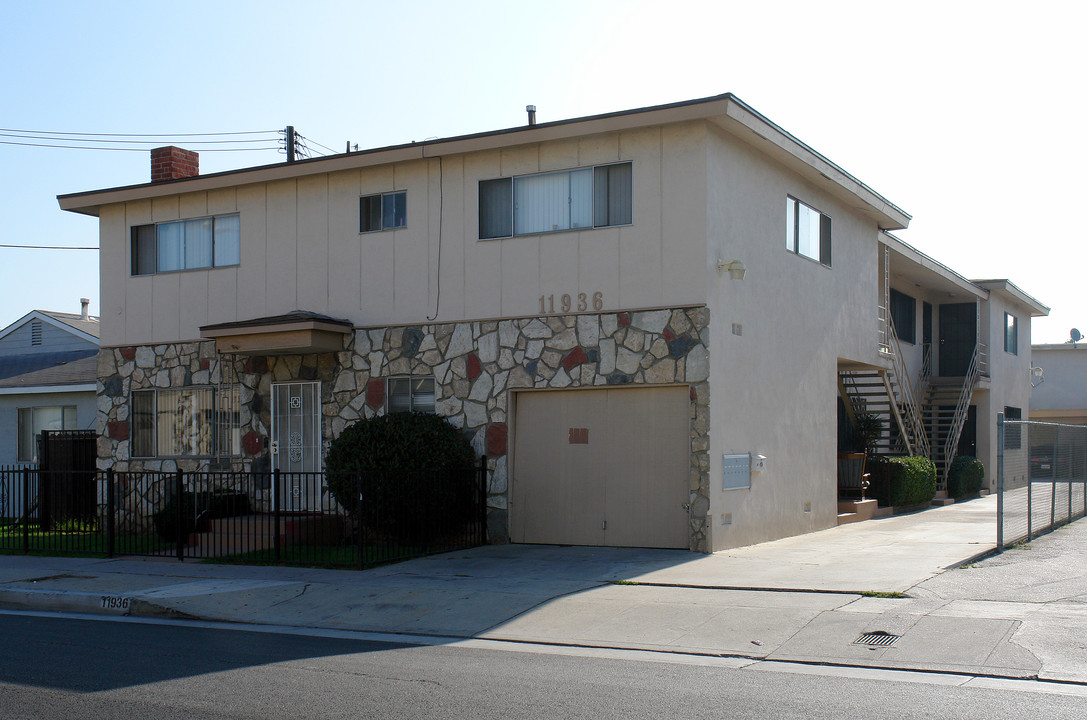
[271,382,322,511]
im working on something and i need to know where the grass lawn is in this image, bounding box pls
[0,522,172,557]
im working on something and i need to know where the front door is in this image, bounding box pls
[939,303,976,377]
[271,381,322,511]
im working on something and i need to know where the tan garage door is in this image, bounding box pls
[511,386,689,549]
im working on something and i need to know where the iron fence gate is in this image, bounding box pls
[0,457,489,568]
[997,414,1087,549]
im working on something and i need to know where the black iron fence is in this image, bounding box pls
[997,416,1087,549]
[0,457,488,568]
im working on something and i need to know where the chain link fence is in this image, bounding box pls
[997,416,1087,549]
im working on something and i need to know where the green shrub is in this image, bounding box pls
[867,455,936,508]
[324,413,479,542]
[947,456,984,499]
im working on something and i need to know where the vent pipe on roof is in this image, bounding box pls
[526,105,537,126]
[80,298,90,321]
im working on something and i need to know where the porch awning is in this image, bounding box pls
[199,311,352,355]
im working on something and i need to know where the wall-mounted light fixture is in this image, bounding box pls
[1030,364,1045,388]
[716,259,747,280]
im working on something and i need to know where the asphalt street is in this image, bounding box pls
[0,613,1084,720]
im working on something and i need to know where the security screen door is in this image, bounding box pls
[271,381,322,511]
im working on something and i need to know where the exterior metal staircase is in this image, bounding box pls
[839,316,927,458]
[921,343,985,490]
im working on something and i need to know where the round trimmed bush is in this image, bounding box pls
[324,413,478,542]
[947,455,985,499]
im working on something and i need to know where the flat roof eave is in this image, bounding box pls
[58,94,909,230]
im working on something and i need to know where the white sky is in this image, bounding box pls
[1,0,1083,343]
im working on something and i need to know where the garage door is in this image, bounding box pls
[511,386,689,549]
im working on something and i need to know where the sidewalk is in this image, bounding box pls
[1,494,1084,683]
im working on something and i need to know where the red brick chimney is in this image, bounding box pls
[151,146,199,183]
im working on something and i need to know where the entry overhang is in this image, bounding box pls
[200,312,352,355]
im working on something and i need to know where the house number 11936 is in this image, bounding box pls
[539,292,603,314]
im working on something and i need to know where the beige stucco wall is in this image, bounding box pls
[975,293,1037,491]
[98,123,709,348]
[1031,345,1087,424]
[702,125,883,550]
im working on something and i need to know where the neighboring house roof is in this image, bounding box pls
[0,309,100,344]
[38,310,100,339]
[57,93,911,232]
[0,353,97,391]
[0,349,98,382]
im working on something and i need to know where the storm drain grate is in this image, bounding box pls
[854,631,900,647]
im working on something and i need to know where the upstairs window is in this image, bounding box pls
[890,289,917,344]
[1004,312,1019,355]
[479,162,632,240]
[359,191,407,232]
[131,214,240,276]
[786,196,831,266]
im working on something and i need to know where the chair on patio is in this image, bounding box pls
[837,452,871,501]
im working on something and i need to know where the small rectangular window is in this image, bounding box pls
[1004,406,1022,449]
[1004,313,1018,355]
[387,376,436,414]
[479,177,513,239]
[360,191,406,232]
[594,162,633,228]
[17,405,77,463]
[786,196,831,266]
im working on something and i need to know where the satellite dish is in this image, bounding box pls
[1072,328,1083,344]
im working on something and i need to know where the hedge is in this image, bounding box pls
[947,455,985,499]
[324,413,478,542]
[868,455,937,508]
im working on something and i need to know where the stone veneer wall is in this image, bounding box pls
[97,307,711,550]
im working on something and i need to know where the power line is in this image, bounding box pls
[0,131,277,145]
[0,127,277,137]
[0,244,98,250]
[0,140,279,152]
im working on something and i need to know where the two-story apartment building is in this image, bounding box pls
[59,94,1044,551]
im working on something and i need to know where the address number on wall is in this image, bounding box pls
[539,292,603,314]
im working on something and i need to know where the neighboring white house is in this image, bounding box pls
[1030,340,1087,425]
[0,301,99,467]
[58,94,1046,552]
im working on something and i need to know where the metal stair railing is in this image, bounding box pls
[941,342,983,488]
[885,314,929,458]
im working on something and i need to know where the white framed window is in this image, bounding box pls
[479,162,632,239]
[786,196,831,266]
[1004,312,1019,355]
[131,214,240,276]
[131,387,239,458]
[360,191,406,232]
[386,377,435,414]
[17,406,77,463]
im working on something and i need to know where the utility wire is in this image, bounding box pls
[0,140,279,151]
[0,132,277,145]
[0,244,98,250]
[306,138,340,156]
[0,127,276,137]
